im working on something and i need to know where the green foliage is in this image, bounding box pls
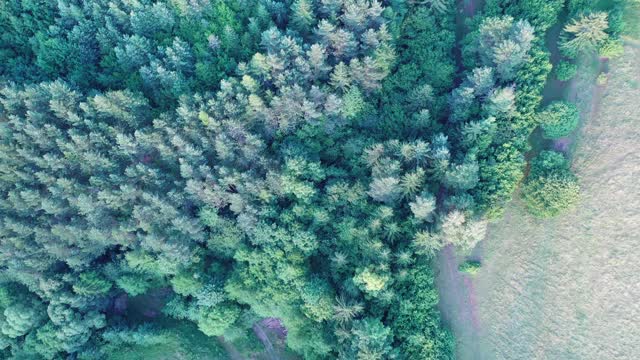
[599,39,625,58]
[170,273,203,297]
[529,150,570,175]
[484,0,565,32]
[376,5,456,137]
[1,0,273,106]
[0,0,577,358]
[539,101,581,139]
[556,61,578,81]
[1,302,45,339]
[441,211,488,251]
[522,151,581,217]
[290,0,316,36]
[474,16,535,81]
[522,174,581,217]
[389,263,455,359]
[102,324,170,347]
[444,160,480,191]
[353,268,390,296]
[561,12,610,57]
[409,193,436,222]
[197,303,241,337]
[340,318,394,359]
[115,273,162,297]
[475,144,526,218]
[368,177,402,204]
[597,72,609,85]
[299,280,334,323]
[342,87,367,119]
[449,13,555,217]
[73,272,112,296]
[395,6,456,92]
[101,322,227,360]
[459,260,482,275]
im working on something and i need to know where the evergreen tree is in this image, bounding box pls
[561,12,609,57]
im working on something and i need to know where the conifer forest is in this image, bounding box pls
[0,0,638,358]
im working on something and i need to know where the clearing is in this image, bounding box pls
[436,46,640,359]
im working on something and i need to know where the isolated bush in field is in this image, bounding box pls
[522,151,580,218]
[561,12,609,57]
[458,260,481,275]
[555,61,577,81]
[538,101,580,139]
[597,73,609,86]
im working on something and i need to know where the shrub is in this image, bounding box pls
[353,268,390,295]
[555,61,577,81]
[196,303,241,337]
[522,174,580,217]
[599,39,624,59]
[522,151,580,217]
[538,101,580,139]
[170,273,203,296]
[458,260,482,275]
[597,73,609,86]
[529,150,569,175]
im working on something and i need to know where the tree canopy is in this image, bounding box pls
[1,0,631,358]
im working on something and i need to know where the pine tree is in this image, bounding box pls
[333,297,364,325]
[561,12,609,57]
[291,0,316,36]
[467,67,495,97]
[330,62,352,91]
[409,193,436,222]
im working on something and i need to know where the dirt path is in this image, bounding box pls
[435,245,484,359]
[218,336,244,360]
[540,10,569,106]
[439,46,640,359]
[253,323,278,360]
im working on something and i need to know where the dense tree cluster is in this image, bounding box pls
[519,0,634,218]
[0,0,272,107]
[0,1,451,358]
[557,0,631,69]
[2,0,630,359]
[454,11,551,218]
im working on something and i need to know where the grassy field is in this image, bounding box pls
[436,46,640,359]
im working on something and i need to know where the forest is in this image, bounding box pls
[0,0,635,359]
